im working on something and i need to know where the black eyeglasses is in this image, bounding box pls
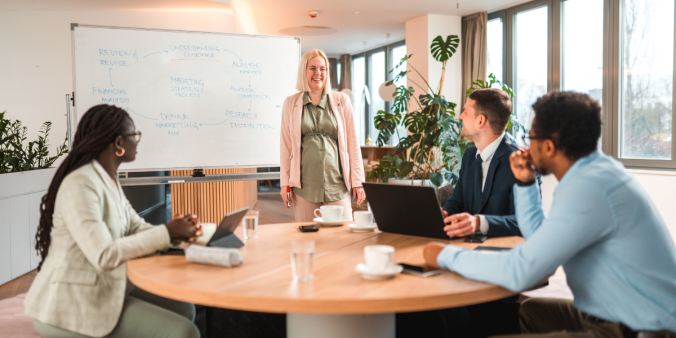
[521,134,548,147]
[124,131,142,142]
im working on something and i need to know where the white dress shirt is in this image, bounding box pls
[475,132,505,234]
[92,160,129,235]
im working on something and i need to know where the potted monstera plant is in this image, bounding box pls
[368,33,526,188]
[368,34,463,188]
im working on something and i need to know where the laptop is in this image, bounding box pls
[362,183,449,240]
[161,207,249,255]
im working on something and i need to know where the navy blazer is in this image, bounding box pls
[443,138,521,237]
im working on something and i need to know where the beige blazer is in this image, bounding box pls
[24,162,170,337]
[280,91,365,191]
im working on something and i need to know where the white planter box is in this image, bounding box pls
[0,168,57,285]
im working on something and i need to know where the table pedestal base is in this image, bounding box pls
[287,313,394,338]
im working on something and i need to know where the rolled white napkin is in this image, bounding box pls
[185,245,243,268]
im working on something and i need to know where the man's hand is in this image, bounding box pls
[509,151,536,184]
[423,242,447,269]
[443,212,479,237]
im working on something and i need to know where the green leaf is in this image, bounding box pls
[399,161,414,178]
[430,35,460,63]
[390,54,412,73]
[374,109,402,146]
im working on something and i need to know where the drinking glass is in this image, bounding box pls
[243,210,259,239]
[291,240,315,282]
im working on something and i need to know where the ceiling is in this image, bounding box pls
[0,0,531,55]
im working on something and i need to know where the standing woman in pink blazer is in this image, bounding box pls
[279,49,365,221]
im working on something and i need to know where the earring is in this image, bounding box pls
[115,148,126,157]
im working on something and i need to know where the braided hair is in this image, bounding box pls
[36,104,131,271]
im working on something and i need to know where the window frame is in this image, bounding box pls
[609,0,676,169]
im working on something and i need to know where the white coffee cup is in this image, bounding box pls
[195,223,216,246]
[353,211,373,227]
[314,205,343,222]
[364,245,394,273]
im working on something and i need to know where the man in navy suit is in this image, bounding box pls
[397,88,522,338]
[442,88,521,239]
[441,88,522,337]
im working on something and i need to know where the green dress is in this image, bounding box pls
[292,93,350,203]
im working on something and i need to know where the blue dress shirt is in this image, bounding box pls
[437,150,676,331]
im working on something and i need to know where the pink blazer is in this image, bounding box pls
[280,91,365,191]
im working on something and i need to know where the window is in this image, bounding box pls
[487,17,503,81]
[493,0,676,169]
[352,56,366,144]
[563,0,604,147]
[351,40,406,146]
[390,44,408,144]
[620,0,674,160]
[368,50,386,144]
[514,5,549,129]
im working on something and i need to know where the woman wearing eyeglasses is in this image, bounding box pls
[24,104,202,338]
[279,49,365,221]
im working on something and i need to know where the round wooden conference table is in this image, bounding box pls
[127,222,523,338]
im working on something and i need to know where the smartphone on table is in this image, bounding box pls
[299,225,319,232]
[398,263,442,277]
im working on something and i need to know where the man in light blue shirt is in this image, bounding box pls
[424,91,676,336]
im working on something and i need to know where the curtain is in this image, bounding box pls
[329,58,339,90]
[339,54,352,91]
[461,12,487,109]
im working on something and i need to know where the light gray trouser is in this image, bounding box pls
[33,287,199,338]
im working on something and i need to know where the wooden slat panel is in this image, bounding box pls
[170,168,258,224]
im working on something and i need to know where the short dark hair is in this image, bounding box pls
[531,91,602,160]
[468,88,512,135]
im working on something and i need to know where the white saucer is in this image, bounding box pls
[348,223,378,232]
[356,263,403,280]
[313,217,352,227]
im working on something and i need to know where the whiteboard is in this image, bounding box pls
[72,24,299,171]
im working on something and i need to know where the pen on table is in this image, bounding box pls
[162,180,185,183]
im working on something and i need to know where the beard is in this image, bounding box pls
[533,156,550,176]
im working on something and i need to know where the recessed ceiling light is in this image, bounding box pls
[353,11,359,14]
[208,0,230,3]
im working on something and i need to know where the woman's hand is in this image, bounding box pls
[353,186,366,205]
[166,214,202,242]
[280,186,293,209]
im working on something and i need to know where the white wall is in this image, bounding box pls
[539,171,676,243]
[0,11,236,166]
[405,14,462,110]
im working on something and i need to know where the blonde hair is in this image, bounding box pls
[296,49,332,94]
